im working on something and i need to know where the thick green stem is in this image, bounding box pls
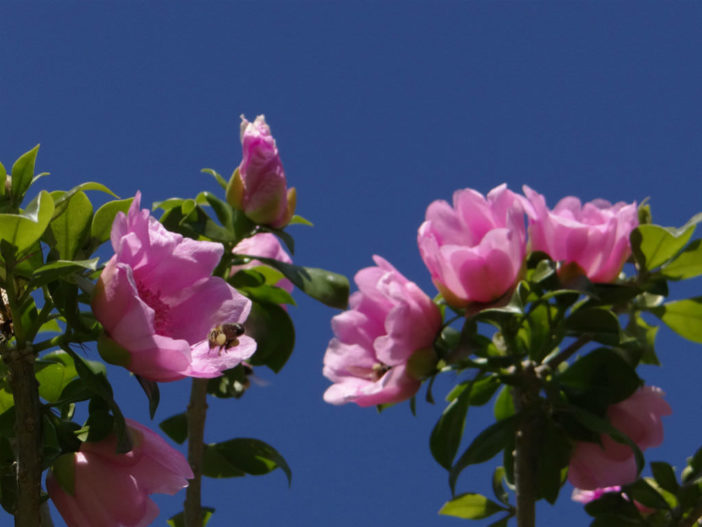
[513,364,540,527]
[184,378,209,527]
[3,345,42,527]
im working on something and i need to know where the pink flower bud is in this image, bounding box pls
[523,186,639,283]
[227,115,296,228]
[417,184,527,308]
[568,386,671,490]
[92,193,256,382]
[323,256,441,407]
[47,419,193,527]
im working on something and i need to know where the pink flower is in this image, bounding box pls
[226,115,296,228]
[417,184,527,308]
[92,193,256,382]
[232,232,293,295]
[323,256,441,407]
[568,386,672,490]
[47,419,193,527]
[523,186,638,283]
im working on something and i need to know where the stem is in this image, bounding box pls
[184,378,209,527]
[513,364,540,527]
[3,346,42,526]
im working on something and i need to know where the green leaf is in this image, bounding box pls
[160,413,188,445]
[492,466,510,505]
[244,257,349,309]
[631,215,702,271]
[650,461,679,494]
[651,298,702,343]
[202,438,292,486]
[438,493,506,519]
[558,348,640,412]
[30,258,99,287]
[49,190,93,259]
[288,214,314,227]
[167,507,215,527]
[90,198,133,245]
[0,162,6,197]
[0,190,55,254]
[565,307,621,345]
[493,386,515,421]
[661,239,702,280]
[135,375,160,419]
[199,191,235,232]
[430,379,474,470]
[623,478,670,510]
[35,352,78,403]
[245,301,295,373]
[537,420,570,504]
[10,145,39,205]
[469,376,501,406]
[450,416,518,493]
[202,167,228,189]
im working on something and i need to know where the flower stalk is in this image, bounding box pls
[184,378,209,527]
[513,364,540,527]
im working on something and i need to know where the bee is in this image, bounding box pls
[208,323,245,352]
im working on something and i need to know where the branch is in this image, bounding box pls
[184,378,209,527]
[542,334,592,370]
[2,345,42,526]
[513,364,540,527]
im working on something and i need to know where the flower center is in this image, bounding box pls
[136,281,171,334]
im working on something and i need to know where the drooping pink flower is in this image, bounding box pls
[232,232,293,295]
[47,419,193,527]
[226,115,296,228]
[92,193,256,382]
[417,184,527,308]
[323,256,441,407]
[523,186,638,283]
[568,386,672,490]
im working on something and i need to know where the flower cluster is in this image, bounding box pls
[323,184,639,407]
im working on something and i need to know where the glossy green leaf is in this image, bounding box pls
[439,493,505,520]
[650,461,679,494]
[631,215,702,271]
[90,198,133,245]
[651,298,702,343]
[288,214,313,227]
[49,190,93,259]
[430,380,474,470]
[493,386,515,421]
[558,348,640,411]
[661,239,702,280]
[202,438,291,485]
[199,191,235,232]
[31,258,99,287]
[135,375,160,419]
[245,301,295,373]
[10,145,39,205]
[160,413,188,445]
[0,162,6,197]
[245,257,349,309]
[0,190,55,254]
[623,478,670,510]
[207,364,252,399]
[565,307,621,345]
[450,416,518,493]
[537,420,570,504]
[35,352,78,403]
[492,466,510,505]
[202,167,227,189]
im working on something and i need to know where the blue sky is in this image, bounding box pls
[2,2,702,526]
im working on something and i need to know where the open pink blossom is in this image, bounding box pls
[323,256,441,407]
[47,419,193,527]
[226,115,296,228]
[92,192,256,382]
[417,184,527,308]
[523,186,638,283]
[232,232,293,295]
[568,386,672,490]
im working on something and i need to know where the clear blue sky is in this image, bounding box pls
[2,2,702,526]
